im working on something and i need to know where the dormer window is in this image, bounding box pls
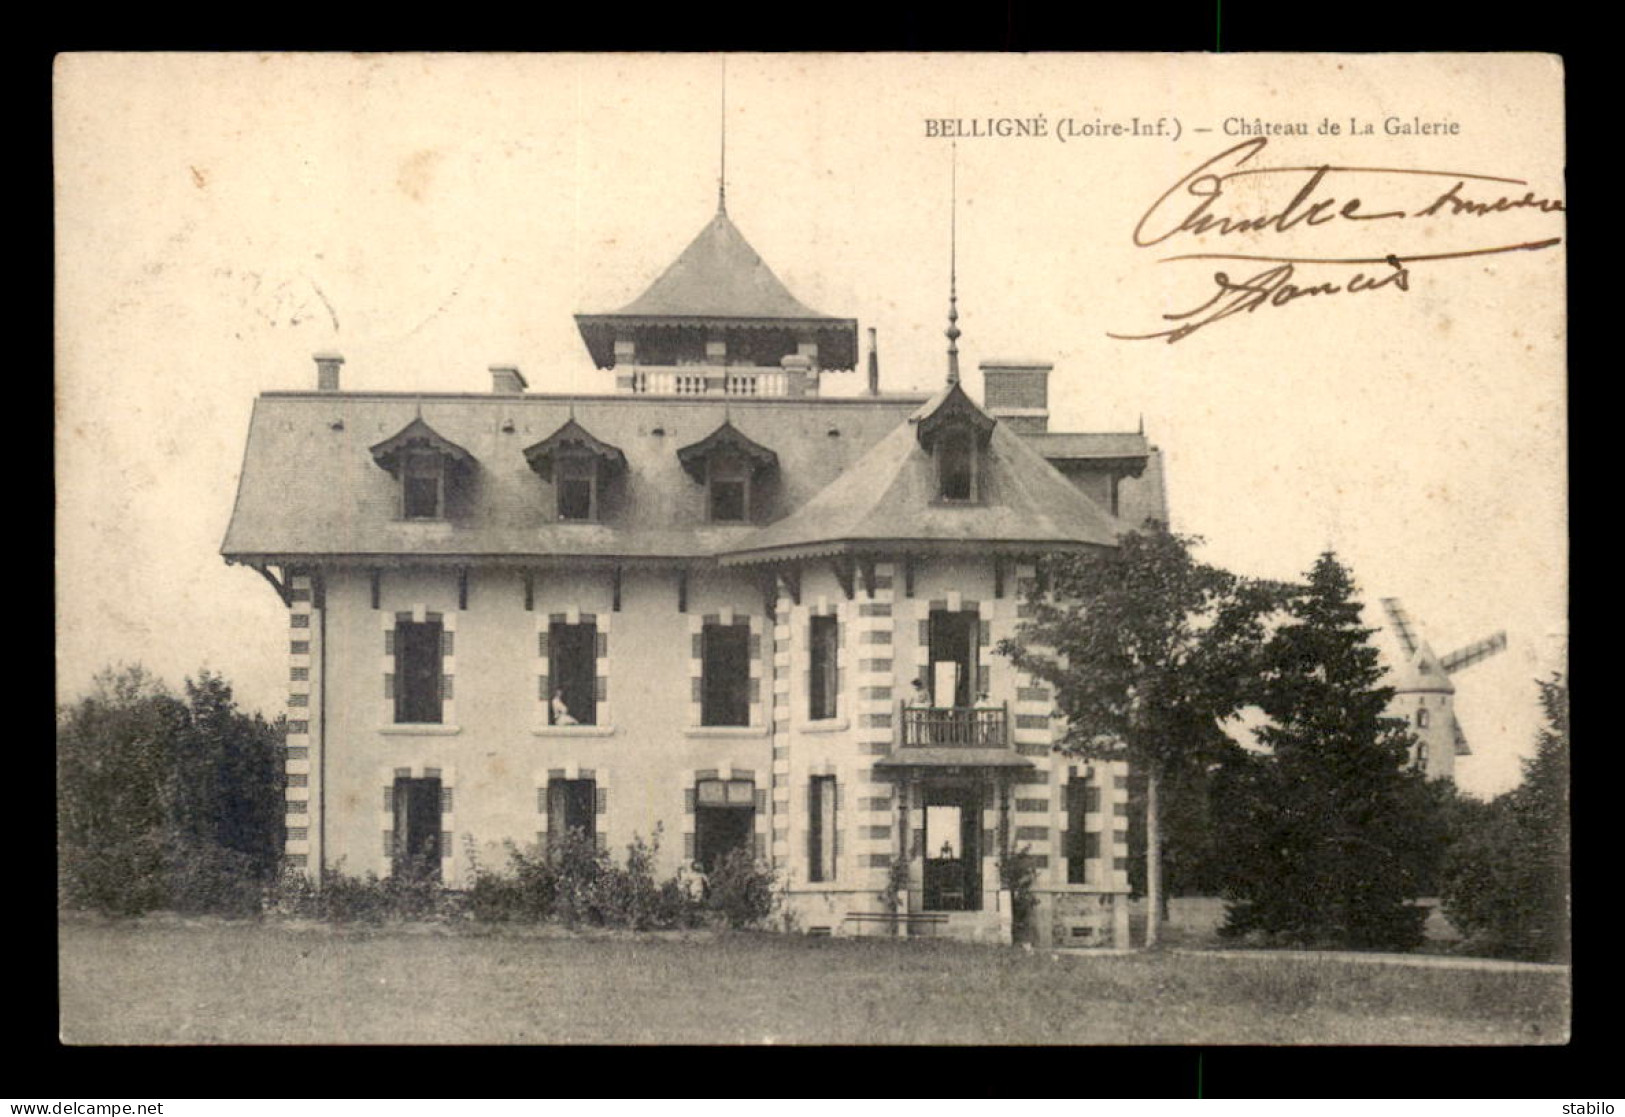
[709,454,749,522]
[524,418,627,524]
[677,420,778,525]
[914,381,995,506]
[556,456,598,521]
[938,429,978,502]
[402,450,445,519]
[370,416,477,523]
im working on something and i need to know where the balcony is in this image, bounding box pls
[899,704,1010,749]
[623,366,801,397]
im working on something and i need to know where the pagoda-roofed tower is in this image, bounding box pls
[575,204,858,397]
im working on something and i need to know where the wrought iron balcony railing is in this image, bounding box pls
[898,703,1010,748]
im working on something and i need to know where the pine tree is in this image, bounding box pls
[1439,672,1569,960]
[1217,552,1439,949]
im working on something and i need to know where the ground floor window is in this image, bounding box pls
[695,777,755,871]
[392,775,442,880]
[808,775,837,882]
[1064,776,1098,885]
[547,778,597,853]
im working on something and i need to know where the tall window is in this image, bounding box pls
[395,619,444,724]
[695,777,755,871]
[938,429,977,502]
[928,609,979,709]
[1064,776,1098,885]
[557,456,597,521]
[808,615,839,721]
[549,620,598,726]
[701,622,751,726]
[402,450,444,519]
[808,775,837,882]
[547,778,597,853]
[709,455,749,522]
[1416,706,1430,729]
[392,775,442,880]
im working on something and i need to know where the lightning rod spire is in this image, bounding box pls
[718,56,728,214]
[945,142,961,386]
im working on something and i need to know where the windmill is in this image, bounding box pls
[1379,597,1507,782]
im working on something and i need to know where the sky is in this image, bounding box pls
[55,53,1566,799]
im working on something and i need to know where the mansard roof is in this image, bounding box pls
[222,386,1163,567]
[675,419,779,483]
[522,417,627,481]
[368,416,477,474]
[716,402,1128,565]
[221,392,925,564]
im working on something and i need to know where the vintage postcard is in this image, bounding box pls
[55,53,1566,1046]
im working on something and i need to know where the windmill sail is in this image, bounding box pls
[1441,631,1508,675]
[1452,717,1472,756]
[1381,598,1419,657]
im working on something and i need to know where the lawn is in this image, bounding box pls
[58,915,1569,1045]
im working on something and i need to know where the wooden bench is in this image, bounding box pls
[840,911,949,936]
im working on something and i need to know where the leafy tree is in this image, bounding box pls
[1439,673,1569,961]
[999,522,1283,946]
[57,665,285,916]
[57,667,187,914]
[1215,552,1440,950]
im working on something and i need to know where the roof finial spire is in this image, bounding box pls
[718,56,728,215]
[945,141,961,386]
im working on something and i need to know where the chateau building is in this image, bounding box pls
[221,195,1167,946]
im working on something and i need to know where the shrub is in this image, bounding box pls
[163,840,266,917]
[270,856,451,923]
[702,848,776,930]
[550,829,613,927]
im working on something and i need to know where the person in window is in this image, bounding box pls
[908,679,931,709]
[550,687,578,726]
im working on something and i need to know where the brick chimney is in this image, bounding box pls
[489,365,528,394]
[980,359,1051,433]
[312,351,344,392]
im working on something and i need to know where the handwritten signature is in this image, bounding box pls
[1110,137,1564,343]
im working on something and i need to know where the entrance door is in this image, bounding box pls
[922,784,982,911]
[392,776,442,881]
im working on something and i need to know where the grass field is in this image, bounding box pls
[58,915,1569,1045]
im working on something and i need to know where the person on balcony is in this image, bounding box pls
[908,679,931,708]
